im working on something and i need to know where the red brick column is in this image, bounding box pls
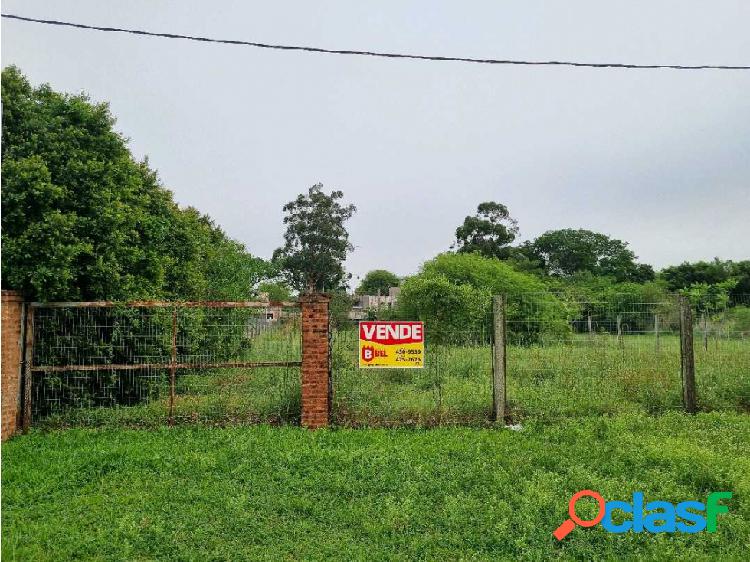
[300,293,331,429]
[2,290,24,440]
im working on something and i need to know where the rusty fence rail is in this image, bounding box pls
[23,301,302,428]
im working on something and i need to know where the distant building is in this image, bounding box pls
[349,287,400,320]
[244,292,284,337]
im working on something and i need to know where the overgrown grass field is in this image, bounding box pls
[3,413,749,560]
[333,333,750,426]
[35,333,750,429]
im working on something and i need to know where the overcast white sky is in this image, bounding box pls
[3,1,749,285]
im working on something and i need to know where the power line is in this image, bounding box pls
[3,12,750,71]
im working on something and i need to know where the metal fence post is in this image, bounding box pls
[492,295,507,423]
[168,307,177,425]
[679,296,697,414]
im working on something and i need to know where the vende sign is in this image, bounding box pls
[359,321,424,368]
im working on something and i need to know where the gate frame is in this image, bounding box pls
[18,298,313,432]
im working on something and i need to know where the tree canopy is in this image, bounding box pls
[273,184,356,293]
[397,253,569,343]
[660,259,750,298]
[521,228,654,282]
[1,66,268,301]
[355,269,400,295]
[453,201,519,259]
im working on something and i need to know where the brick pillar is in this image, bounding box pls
[2,290,24,440]
[300,293,331,429]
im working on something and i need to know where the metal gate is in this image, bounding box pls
[23,300,301,428]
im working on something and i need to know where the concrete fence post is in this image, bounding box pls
[300,293,331,429]
[1,290,25,440]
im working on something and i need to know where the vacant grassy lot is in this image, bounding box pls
[333,333,750,426]
[34,333,749,429]
[3,413,749,561]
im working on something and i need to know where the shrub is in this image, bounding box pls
[397,253,571,343]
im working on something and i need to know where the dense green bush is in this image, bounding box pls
[396,253,571,343]
[546,274,675,333]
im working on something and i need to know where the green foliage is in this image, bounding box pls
[1,66,269,301]
[397,253,570,342]
[329,291,355,330]
[453,201,518,259]
[682,279,738,313]
[660,259,750,302]
[398,275,491,342]
[419,252,545,294]
[523,228,654,282]
[273,184,356,293]
[257,281,293,302]
[661,258,732,290]
[355,269,400,295]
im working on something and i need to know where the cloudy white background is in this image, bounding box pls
[3,1,749,284]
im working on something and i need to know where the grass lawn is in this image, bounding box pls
[3,412,749,560]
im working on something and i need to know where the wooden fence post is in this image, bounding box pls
[679,296,697,414]
[616,314,623,348]
[702,312,708,352]
[654,313,660,352]
[492,295,507,423]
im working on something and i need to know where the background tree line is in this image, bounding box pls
[3,66,748,342]
[366,202,750,340]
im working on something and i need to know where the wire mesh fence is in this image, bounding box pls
[331,318,494,427]
[29,302,301,428]
[23,293,750,429]
[505,293,750,420]
[693,294,750,413]
[332,293,750,426]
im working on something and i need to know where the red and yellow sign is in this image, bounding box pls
[359,321,424,368]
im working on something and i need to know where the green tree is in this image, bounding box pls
[257,281,293,302]
[524,229,653,282]
[453,202,519,259]
[397,253,571,343]
[273,184,356,293]
[329,291,355,330]
[659,259,750,302]
[355,269,400,295]
[1,66,268,301]
[683,280,737,313]
[659,259,730,290]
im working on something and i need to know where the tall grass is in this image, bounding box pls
[32,327,749,429]
[332,331,750,426]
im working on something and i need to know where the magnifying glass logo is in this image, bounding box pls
[553,490,606,540]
